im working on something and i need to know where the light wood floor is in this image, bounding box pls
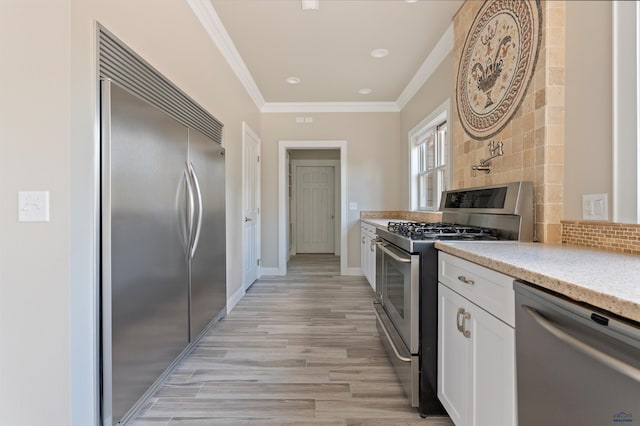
[131,254,453,425]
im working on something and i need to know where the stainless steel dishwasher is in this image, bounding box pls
[514,281,640,426]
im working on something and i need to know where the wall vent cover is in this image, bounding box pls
[98,25,223,144]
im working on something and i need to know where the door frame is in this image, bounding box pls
[290,160,340,256]
[241,122,261,292]
[278,140,347,276]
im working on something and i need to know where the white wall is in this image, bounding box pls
[400,51,454,206]
[260,113,402,270]
[564,0,613,220]
[1,1,71,424]
[400,4,618,224]
[289,149,340,160]
[0,1,625,424]
[3,1,260,424]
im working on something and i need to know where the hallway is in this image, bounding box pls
[131,254,453,425]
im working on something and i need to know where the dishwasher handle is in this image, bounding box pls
[522,304,640,383]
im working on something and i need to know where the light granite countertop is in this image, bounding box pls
[434,241,640,324]
[361,218,404,228]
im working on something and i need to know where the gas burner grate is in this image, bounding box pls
[387,221,500,241]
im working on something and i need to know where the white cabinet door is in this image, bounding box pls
[360,227,369,278]
[366,235,376,291]
[438,282,516,426]
[360,223,376,291]
[438,283,469,426]
[470,300,516,426]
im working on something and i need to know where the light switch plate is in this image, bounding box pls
[582,193,608,221]
[349,202,358,211]
[18,191,50,222]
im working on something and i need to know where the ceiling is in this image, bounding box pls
[204,0,463,111]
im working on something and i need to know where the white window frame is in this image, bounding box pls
[613,0,640,223]
[409,99,451,211]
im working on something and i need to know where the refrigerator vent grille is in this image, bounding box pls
[98,26,223,144]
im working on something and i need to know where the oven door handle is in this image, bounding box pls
[373,302,412,362]
[376,243,412,263]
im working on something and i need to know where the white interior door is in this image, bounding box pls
[242,123,260,290]
[296,166,335,253]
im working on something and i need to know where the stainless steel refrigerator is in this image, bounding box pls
[100,80,226,425]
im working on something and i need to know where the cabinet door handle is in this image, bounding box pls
[456,308,465,333]
[457,275,475,285]
[456,308,471,338]
[463,311,471,338]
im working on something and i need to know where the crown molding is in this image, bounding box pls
[187,0,265,110]
[396,22,454,109]
[189,0,453,114]
[261,102,400,113]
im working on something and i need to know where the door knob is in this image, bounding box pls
[244,217,252,222]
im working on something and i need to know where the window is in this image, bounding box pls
[410,101,450,211]
[613,0,640,223]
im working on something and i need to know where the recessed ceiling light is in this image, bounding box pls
[370,48,389,59]
[286,77,301,85]
[358,88,373,95]
[301,0,319,10]
[405,0,419,3]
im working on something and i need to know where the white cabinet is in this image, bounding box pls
[360,222,377,291]
[438,252,516,426]
[360,228,368,282]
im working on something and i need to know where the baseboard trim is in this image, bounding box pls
[346,267,364,276]
[226,286,246,313]
[260,267,282,276]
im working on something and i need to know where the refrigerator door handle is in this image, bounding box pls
[188,162,204,259]
[100,77,115,425]
[185,164,196,258]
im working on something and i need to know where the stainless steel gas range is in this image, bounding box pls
[372,181,533,417]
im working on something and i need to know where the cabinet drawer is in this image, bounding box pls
[438,252,514,327]
[361,222,377,235]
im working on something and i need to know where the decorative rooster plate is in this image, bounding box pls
[456,0,542,140]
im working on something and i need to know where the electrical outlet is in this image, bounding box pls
[18,191,50,222]
[582,193,608,221]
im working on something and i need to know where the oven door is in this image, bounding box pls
[374,241,420,407]
[376,242,419,353]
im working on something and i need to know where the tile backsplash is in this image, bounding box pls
[452,0,566,243]
[562,220,640,255]
[360,211,443,223]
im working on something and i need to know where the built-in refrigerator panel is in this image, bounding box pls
[187,129,227,341]
[101,80,190,425]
